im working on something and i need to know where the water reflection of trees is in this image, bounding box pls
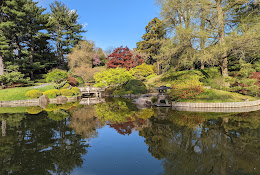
[140,110,260,175]
[69,105,105,139]
[95,98,154,135]
[0,112,88,175]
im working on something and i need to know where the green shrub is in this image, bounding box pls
[71,87,80,95]
[94,67,133,87]
[60,89,74,97]
[146,74,157,80]
[26,106,43,114]
[46,69,68,83]
[124,79,147,94]
[60,102,74,110]
[75,76,84,85]
[61,83,70,89]
[151,96,157,103]
[54,81,67,89]
[43,89,60,98]
[25,90,43,99]
[129,63,155,80]
[45,104,60,112]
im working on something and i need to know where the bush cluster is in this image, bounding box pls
[25,90,43,99]
[43,89,61,98]
[60,89,74,97]
[169,80,205,101]
[71,87,81,95]
[46,69,68,84]
[60,83,70,89]
[26,106,43,114]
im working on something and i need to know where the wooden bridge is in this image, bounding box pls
[78,86,105,97]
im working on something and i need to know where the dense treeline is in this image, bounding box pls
[136,0,260,77]
[0,0,85,83]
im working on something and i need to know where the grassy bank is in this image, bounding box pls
[145,68,259,103]
[179,89,259,102]
[0,84,54,101]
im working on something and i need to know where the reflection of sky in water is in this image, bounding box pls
[72,125,164,175]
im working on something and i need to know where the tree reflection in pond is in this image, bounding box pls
[0,100,259,175]
[95,98,155,135]
[69,105,105,139]
[0,112,88,175]
[139,110,260,175]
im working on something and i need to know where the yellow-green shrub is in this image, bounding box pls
[71,87,80,95]
[61,83,70,89]
[60,89,74,97]
[43,89,60,99]
[60,102,74,110]
[25,90,43,99]
[26,106,43,114]
[44,104,60,112]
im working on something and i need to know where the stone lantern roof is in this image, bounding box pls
[154,86,172,94]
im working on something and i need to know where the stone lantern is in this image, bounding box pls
[154,86,172,107]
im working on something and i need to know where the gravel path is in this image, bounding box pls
[30,83,52,89]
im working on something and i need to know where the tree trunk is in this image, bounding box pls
[0,53,4,75]
[200,10,206,70]
[0,53,4,87]
[217,0,228,77]
[201,60,205,69]
[15,35,22,60]
[57,40,61,68]
[157,61,160,75]
[30,35,34,80]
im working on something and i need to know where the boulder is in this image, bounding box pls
[56,96,68,104]
[39,95,49,108]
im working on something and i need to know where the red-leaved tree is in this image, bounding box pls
[106,46,143,70]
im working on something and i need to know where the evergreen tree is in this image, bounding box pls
[48,1,84,69]
[136,17,166,73]
[23,0,48,79]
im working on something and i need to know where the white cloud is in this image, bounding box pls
[83,22,88,28]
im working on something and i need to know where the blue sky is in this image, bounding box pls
[37,0,160,50]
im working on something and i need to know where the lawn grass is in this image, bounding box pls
[0,84,54,101]
[180,89,259,102]
[0,107,27,114]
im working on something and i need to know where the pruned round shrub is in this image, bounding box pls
[46,69,68,84]
[44,104,60,112]
[71,87,80,96]
[60,89,74,97]
[25,90,43,99]
[43,89,60,99]
[68,76,77,86]
[60,102,74,110]
[26,106,43,114]
[124,79,147,95]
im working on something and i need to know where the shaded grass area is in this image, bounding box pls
[180,89,259,102]
[0,107,27,114]
[0,84,54,101]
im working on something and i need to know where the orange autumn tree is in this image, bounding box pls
[106,46,143,70]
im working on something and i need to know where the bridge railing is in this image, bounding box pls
[78,86,105,92]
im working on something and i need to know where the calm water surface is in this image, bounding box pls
[0,98,259,175]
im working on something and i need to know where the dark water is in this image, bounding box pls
[0,98,259,175]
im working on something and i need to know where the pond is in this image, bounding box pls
[0,98,259,175]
